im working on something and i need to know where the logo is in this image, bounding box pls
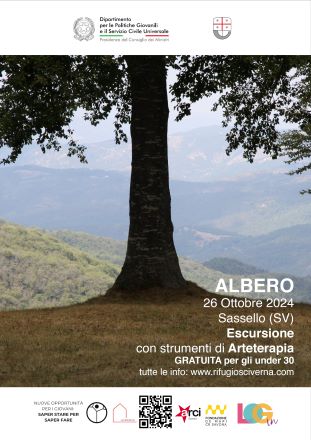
[86,402,108,423]
[237,403,277,425]
[205,404,227,427]
[113,403,136,423]
[205,404,227,415]
[175,405,201,423]
[73,17,95,41]
[213,17,232,39]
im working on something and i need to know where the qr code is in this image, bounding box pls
[139,395,172,428]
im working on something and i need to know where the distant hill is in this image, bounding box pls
[13,126,291,181]
[0,222,310,310]
[0,166,130,239]
[0,221,119,310]
[52,229,311,305]
[0,166,311,276]
[175,224,311,277]
[204,258,265,275]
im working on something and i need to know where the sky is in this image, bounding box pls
[70,70,224,143]
[71,97,223,143]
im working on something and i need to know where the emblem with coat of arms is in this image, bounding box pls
[213,17,232,40]
[73,17,95,41]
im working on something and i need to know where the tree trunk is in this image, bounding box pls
[113,56,186,290]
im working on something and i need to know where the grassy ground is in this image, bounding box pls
[0,283,309,387]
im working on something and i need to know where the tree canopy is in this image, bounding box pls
[0,55,310,165]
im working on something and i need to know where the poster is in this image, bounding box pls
[0,1,310,439]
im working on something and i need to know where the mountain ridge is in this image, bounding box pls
[1,165,310,276]
[11,125,292,181]
[0,221,310,310]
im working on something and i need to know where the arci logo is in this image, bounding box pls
[213,17,232,40]
[175,405,201,423]
[73,17,95,41]
[237,403,278,425]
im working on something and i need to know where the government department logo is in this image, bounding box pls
[213,17,232,40]
[73,17,95,41]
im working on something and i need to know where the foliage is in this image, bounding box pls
[1,56,310,166]
[171,56,311,162]
[52,230,126,265]
[279,124,311,194]
[0,221,119,310]
[0,56,130,164]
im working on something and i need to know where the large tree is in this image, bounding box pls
[0,55,310,290]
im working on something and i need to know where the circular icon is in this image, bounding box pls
[86,402,108,423]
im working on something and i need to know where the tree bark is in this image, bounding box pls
[113,56,186,290]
